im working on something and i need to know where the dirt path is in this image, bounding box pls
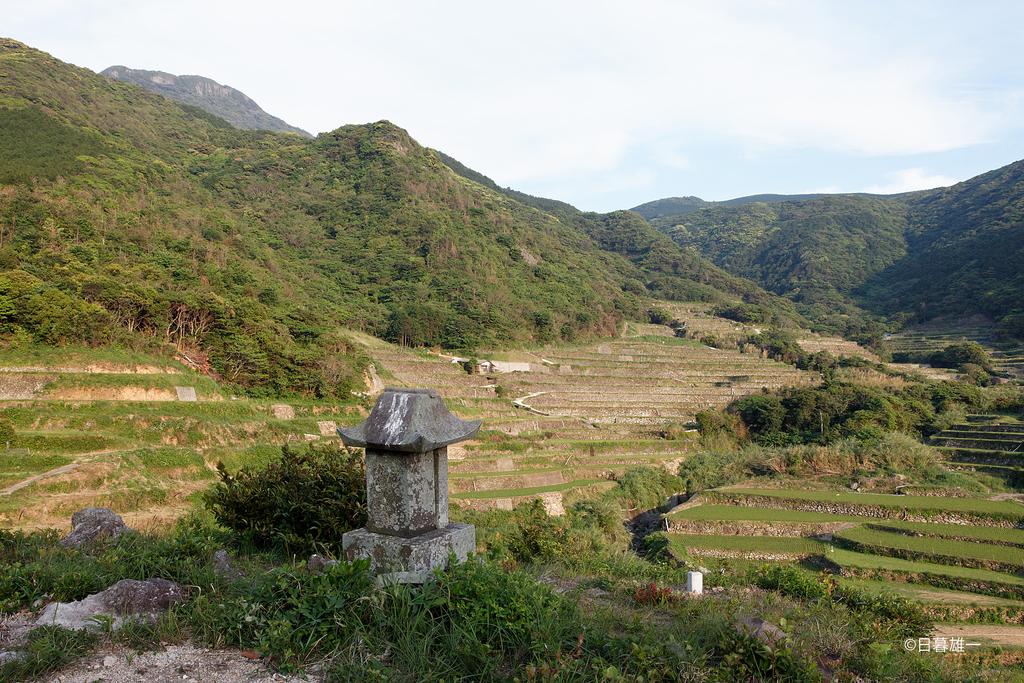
[0,446,165,497]
[0,462,81,496]
[44,643,311,682]
[990,493,1024,503]
[933,624,1024,648]
[512,391,552,416]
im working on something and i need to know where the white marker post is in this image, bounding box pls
[687,570,703,595]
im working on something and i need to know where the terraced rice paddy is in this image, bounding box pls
[933,417,1024,486]
[0,350,362,529]
[657,302,760,347]
[669,486,1024,602]
[365,320,814,513]
[887,317,1024,381]
[796,335,879,361]
[0,310,818,526]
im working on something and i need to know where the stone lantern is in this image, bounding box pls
[338,388,479,583]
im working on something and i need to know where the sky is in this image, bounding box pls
[7,1,1024,211]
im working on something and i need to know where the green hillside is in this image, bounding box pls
[436,154,800,317]
[641,163,1024,342]
[0,39,796,398]
[861,159,1024,338]
[648,195,909,335]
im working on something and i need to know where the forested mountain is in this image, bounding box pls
[436,154,799,318]
[101,65,311,136]
[861,159,1024,338]
[630,192,844,221]
[630,196,708,220]
[639,164,1024,341]
[647,195,910,336]
[0,39,791,397]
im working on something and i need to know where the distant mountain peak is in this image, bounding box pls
[100,65,311,137]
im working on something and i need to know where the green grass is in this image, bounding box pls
[837,577,1024,607]
[205,443,296,473]
[828,548,1024,586]
[624,335,703,347]
[723,487,1024,517]
[450,466,565,479]
[45,372,224,396]
[670,503,861,523]
[0,626,99,681]
[12,431,112,453]
[837,526,1024,567]
[0,344,184,369]
[0,452,71,487]
[668,533,829,556]
[870,520,1024,546]
[673,504,1024,546]
[452,479,611,499]
[128,447,209,474]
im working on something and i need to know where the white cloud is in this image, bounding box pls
[5,0,1022,208]
[864,168,958,194]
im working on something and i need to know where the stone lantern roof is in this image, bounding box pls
[338,388,481,453]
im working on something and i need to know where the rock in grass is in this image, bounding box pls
[60,508,128,548]
[35,578,185,631]
[307,553,339,575]
[735,616,788,645]
[212,549,242,580]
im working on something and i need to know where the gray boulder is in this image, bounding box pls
[307,553,339,575]
[35,578,185,631]
[60,508,128,548]
[212,549,242,580]
[735,616,788,645]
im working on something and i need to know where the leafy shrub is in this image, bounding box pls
[744,328,805,364]
[647,306,671,325]
[731,394,785,437]
[695,410,731,437]
[205,443,366,553]
[714,628,820,682]
[498,499,569,564]
[929,342,992,372]
[187,558,375,666]
[755,565,827,600]
[713,303,772,324]
[613,467,684,511]
[0,419,14,447]
[641,531,674,562]
[721,379,1016,444]
[699,334,721,348]
[0,626,99,681]
[633,582,676,606]
[677,449,769,492]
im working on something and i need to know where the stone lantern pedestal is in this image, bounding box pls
[339,388,479,584]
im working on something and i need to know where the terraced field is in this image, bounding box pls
[657,302,760,347]
[887,317,1024,381]
[364,323,815,513]
[668,486,1024,603]
[933,417,1024,486]
[0,348,362,529]
[0,311,817,526]
[796,335,878,361]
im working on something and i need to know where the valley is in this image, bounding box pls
[0,303,814,526]
[1,29,1023,683]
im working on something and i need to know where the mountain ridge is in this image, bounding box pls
[634,166,1024,339]
[0,38,797,397]
[101,64,311,137]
